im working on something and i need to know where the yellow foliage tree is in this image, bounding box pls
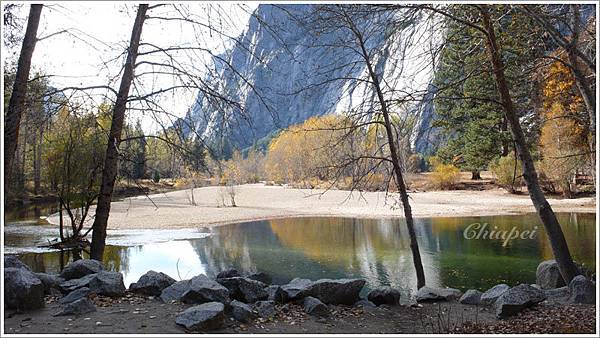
[538,60,589,197]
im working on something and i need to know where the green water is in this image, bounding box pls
[5,213,596,292]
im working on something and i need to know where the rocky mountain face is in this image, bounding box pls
[185,4,440,156]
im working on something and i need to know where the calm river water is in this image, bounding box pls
[4,208,596,292]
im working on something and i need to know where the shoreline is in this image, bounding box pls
[44,183,596,230]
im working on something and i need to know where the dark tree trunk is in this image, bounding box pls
[90,5,148,261]
[480,5,579,283]
[353,20,426,289]
[4,4,42,196]
[471,170,481,180]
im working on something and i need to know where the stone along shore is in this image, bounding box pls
[4,256,596,332]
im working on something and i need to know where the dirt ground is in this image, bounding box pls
[4,292,498,334]
[5,292,596,334]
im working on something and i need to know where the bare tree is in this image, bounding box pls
[4,4,42,196]
[90,4,148,260]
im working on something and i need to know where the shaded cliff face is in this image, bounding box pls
[186,4,440,155]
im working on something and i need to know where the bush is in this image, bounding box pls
[428,161,460,190]
[490,154,523,192]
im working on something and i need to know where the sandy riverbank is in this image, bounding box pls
[45,183,596,230]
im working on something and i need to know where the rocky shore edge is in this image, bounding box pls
[4,256,596,332]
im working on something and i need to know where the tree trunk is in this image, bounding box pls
[480,5,579,283]
[471,170,481,180]
[4,4,42,196]
[90,5,148,261]
[354,23,426,289]
[34,128,42,194]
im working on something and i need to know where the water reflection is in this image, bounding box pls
[10,213,596,292]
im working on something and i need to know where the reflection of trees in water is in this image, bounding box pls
[102,245,132,274]
[16,245,132,275]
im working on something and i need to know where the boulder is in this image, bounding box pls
[367,287,401,306]
[536,260,566,289]
[280,278,313,301]
[480,284,510,305]
[4,256,31,271]
[415,286,462,302]
[89,271,126,297]
[4,267,45,311]
[567,275,595,304]
[230,300,257,323]
[306,278,366,305]
[459,289,482,305]
[247,272,272,285]
[217,277,268,303]
[60,287,92,304]
[216,268,240,279]
[34,272,65,294]
[53,298,96,316]
[60,273,97,293]
[254,300,275,318]
[181,274,230,304]
[129,270,176,296]
[161,280,191,303]
[175,302,225,331]
[303,296,329,316]
[59,271,125,297]
[494,284,546,318]
[59,259,104,280]
[265,285,285,303]
[354,299,377,308]
[543,286,569,303]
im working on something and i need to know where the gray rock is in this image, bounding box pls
[567,275,595,304]
[59,259,104,280]
[306,278,366,305]
[4,256,31,271]
[216,268,240,279]
[129,270,176,296]
[53,298,96,316]
[265,285,288,303]
[367,287,401,306]
[543,286,569,303]
[415,286,462,302]
[459,289,482,305]
[494,284,546,318]
[254,300,275,318]
[175,302,225,331]
[303,296,329,316]
[247,272,272,285]
[60,287,92,304]
[34,272,65,294]
[480,284,510,305]
[536,260,566,289]
[354,299,377,308]
[230,300,257,323]
[89,271,126,297]
[160,280,191,303]
[4,267,45,311]
[217,277,268,303]
[181,274,230,304]
[60,273,96,293]
[280,278,313,301]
